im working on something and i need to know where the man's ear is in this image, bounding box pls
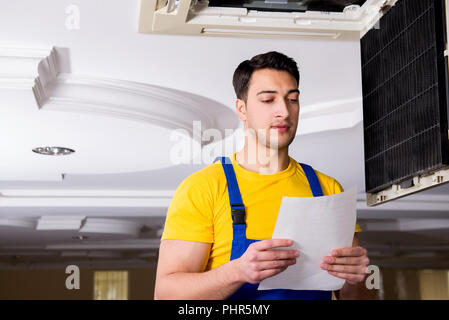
[235,99,247,121]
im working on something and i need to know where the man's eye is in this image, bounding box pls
[288,99,298,102]
[262,99,274,103]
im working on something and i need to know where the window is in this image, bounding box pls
[93,271,129,300]
[419,270,449,300]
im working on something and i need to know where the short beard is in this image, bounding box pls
[250,127,294,151]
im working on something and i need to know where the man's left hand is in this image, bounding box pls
[320,246,370,285]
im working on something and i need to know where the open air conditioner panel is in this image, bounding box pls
[208,0,368,13]
[362,0,449,206]
[139,0,392,39]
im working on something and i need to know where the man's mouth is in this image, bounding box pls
[271,125,290,132]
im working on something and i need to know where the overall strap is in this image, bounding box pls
[298,162,324,197]
[214,156,246,225]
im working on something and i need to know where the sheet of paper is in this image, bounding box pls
[258,186,357,291]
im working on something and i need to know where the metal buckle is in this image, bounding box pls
[231,204,246,225]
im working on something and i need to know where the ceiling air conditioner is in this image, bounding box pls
[138,0,394,39]
[361,0,449,206]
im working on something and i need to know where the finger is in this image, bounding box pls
[322,256,369,266]
[327,271,366,284]
[252,239,293,251]
[331,246,367,257]
[257,249,299,261]
[257,266,289,282]
[321,263,367,274]
[255,259,296,271]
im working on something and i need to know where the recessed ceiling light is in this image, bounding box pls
[32,146,75,156]
[72,235,88,241]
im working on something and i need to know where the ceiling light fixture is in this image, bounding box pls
[72,235,89,241]
[32,146,75,156]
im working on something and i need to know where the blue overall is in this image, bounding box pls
[214,156,332,300]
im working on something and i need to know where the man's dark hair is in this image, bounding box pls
[232,51,300,103]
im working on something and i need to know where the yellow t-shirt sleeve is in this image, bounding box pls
[161,172,215,243]
[333,179,362,233]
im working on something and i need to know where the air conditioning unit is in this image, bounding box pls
[362,0,449,206]
[138,0,395,39]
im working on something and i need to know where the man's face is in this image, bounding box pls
[237,68,299,151]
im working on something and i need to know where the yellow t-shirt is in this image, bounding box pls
[162,152,361,271]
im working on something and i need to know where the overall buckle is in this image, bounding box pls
[231,204,246,225]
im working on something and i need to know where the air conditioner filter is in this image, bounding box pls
[361,0,449,193]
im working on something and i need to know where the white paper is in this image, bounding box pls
[258,186,357,291]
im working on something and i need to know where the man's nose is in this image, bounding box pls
[275,99,290,118]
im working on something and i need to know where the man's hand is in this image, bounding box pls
[237,239,298,284]
[320,246,370,285]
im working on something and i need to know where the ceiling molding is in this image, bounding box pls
[0,189,173,209]
[0,46,238,143]
[1,216,143,236]
[0,189,174,197]
[36,216,85,230]
[359,218,449,232]
[0,259,157,270]
[60,250,125,258]
[80,218,143,236]
[1,188,448,214]
[0,46,56,95]
[46,239,160,250]
[301,97,362,119]
[44,73,237,139]
[298,97,363,135]
[0,251,59,256]
[0,196,171,208]
[0,217,36,229]
[0,46,58,113]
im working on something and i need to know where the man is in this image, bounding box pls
[155,51,375,300]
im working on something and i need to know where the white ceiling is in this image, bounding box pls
[0,0,448,270]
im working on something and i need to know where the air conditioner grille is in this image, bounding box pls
[361,0,449,193]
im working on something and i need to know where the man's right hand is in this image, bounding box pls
[236,238,299,284]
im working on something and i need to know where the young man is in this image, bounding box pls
[155,51,374,300]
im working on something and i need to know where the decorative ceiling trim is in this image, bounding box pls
[80,218,143,236]
[1,188,448,213]
[1,216,143,235]
[0,189,173,209]
[0,46,56,94]
[0,259,157,270]
[0,46,238,142]
[0,197,171,208]
[44,73,234,138]
[298,97,363,135]
[0,217,36,229]
[0,189,174,197]
[46,239,160,250]
[360,218,449,232]
[0,46,58,114]
[36,216,85,230]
